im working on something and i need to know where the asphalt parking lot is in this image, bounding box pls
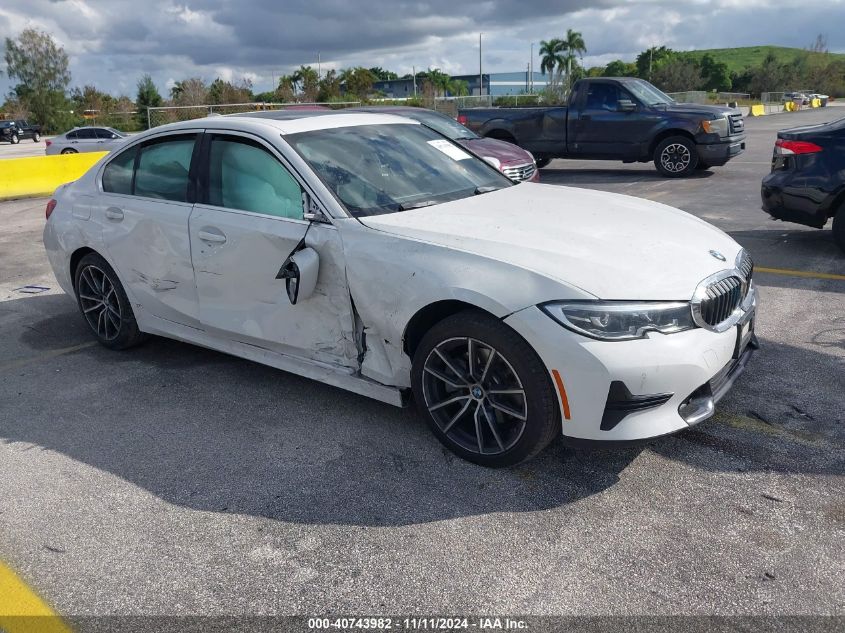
[1,107,843,624]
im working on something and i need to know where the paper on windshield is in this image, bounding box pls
[427,139,472,161]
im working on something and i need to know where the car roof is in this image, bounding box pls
[162,112,419,136]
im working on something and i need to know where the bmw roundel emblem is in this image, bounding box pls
[709,250,726,262]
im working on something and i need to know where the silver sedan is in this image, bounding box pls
[45,126,127,155]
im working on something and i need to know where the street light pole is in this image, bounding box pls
[479,32,483,97]
[530,42,534,93]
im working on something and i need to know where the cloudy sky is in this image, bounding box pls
[1,0,843,97]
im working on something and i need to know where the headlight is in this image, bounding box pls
[541,301,696,341]
[701,117,729,137]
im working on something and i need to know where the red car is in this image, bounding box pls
[350,106,539,182]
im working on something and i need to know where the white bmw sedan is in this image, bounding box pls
[43,112,757,466]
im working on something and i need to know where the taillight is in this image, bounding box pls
[45,139,52,147]
[456,114,468,126]
[775,139,823,155]
[46,199,57,220]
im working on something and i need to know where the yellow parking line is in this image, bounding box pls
[0,561,72,633]
[755,266,845,281]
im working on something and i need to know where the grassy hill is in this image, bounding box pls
[681,46,845,73]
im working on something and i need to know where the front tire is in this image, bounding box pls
[10,133,19,145]
[833,212,845,254]
[61,148,77,154]
[411,310,560,467]
[74,253,145,350]
[654,136,698,177]
[33,132,41,142]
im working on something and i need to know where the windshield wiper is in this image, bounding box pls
[398,200,438,211]
[474,186,503,195]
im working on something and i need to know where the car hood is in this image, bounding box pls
[460,137,534,165]
[358,183,742,300]
[657,102,738,119]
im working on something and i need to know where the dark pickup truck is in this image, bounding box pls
[458,77,746,177]
[0,119,42,144]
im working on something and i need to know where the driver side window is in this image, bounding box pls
[207,136,303,220]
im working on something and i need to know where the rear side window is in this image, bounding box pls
[207,135,302,219]
[134,135,196,202]
[66,131,78,140]
[102,146,138,195]
[76,128,97,140]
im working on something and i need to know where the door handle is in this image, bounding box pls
[198,229,227,244]
[104,207,124,220]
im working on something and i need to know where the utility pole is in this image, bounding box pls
[479,32,483,97]
[530,42,533,93]
[317,52,321,80]
[413,65,416,96]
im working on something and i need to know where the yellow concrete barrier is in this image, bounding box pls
[811,98,821,108]
[0,152,108,200]
[784,101,797,112]
[749,104,766,116]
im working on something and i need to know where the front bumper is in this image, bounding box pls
[697,135,746,166]
[505,292,757,442]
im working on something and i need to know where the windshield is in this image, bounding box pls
[403,110,479,140]
[286,123,511,218]
[625,79,675,106]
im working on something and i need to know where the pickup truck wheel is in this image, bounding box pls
[411,310,560,467]
[654,136,698,177]
[10,133,19,145]
[32,132,41,142]
[833,212,845,254]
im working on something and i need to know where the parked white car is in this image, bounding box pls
[45,126,127,155]
[43,113,757,466]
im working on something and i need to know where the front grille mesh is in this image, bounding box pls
[502,163,536,182]
[729,113,744,134]
[700,277,743,326]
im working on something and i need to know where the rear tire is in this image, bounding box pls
[61,148,77,154]
[33,132,41,142]
[411,310,560,467]
[833,212,845,254]
[74,252,145,350]
[654,135,698,177]
[10,133,19,145]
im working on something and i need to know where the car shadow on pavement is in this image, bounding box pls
[539,165,715,186]
[4,293,642,527]
[3,293,842,528]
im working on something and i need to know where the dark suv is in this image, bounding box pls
[0,119,41,144]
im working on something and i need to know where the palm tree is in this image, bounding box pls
[539,38,565,90]
[561,29,587,93]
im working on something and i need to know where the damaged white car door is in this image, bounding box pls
[100,131,202,328]
[188,131,359,369]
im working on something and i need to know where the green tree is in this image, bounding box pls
[539,38,566,91]
[136,74,162,129]
[447,78,469,96]
[560,28,587,92]
[650,58,704,93]
[295,66,320,101]
[3,28,72,132]
[207,78,252,104]
[342,67,377,99]
[368,67,398,81]
[636,46,675,79]
[603,60,638,77]
[170,77,208,106]
[698,54,732,92]
[317,69,342,101]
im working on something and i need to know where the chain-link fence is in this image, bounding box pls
[761,92,785,104]
[146,101,362,128]
[82,111,141,132]
[716,92,751,104]
[665,91,708,104]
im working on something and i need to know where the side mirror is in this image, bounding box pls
[278,247,320,305]
[618,99,637,112]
